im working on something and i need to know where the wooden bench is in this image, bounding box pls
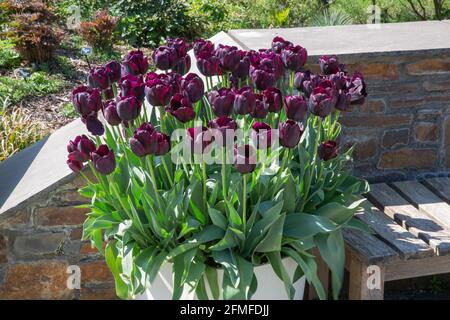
[309,177,450,300]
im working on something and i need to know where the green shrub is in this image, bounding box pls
[311,8,354,26]
[0,39,21,69]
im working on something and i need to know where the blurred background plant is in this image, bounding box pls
[79,10,118,51]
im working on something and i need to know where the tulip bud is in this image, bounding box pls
[318,140,338,161]
[72,86,102,116]
[156,132,171,156]
[81,113,105,136]
[122,50,149,76]
[232,51,251,79]
[309,87,334,118]
[234,144,256,174]
[284,95,308,122]
[173,54,191,75]
[67,134,96,162]
[119,74,145,102]
[193,39,214,58]
[88,66,111,90]
[117,95,142,121]
[181,73,205,103]
[145,72,173,107]
[187,127,212,155]
[196,51,222,76]
[251,122,272,149]
[271,36,293,54]
[319,55,340,75]
[105,61,121,83]
[91,144,116,175]
[168,93,196,123]
[67,158,83,173]
[103,100,121,126]
[208,116,237,146]
[250,94,269,119]
[214,44,241,72]
[279,120,303,148]
[281,45,308,72]
[262,87,283,113]
[129,123,158,157]
[233,86,256,115]
[251,67,276,91]
[152,46,178,71]
[208,88,235,117]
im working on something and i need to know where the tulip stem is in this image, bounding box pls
[161,156,174,187]
[242,173,247,233]
[202,160,208,210]
[289,71,294,96]
[221,146,228,200]
[147,155,164,213]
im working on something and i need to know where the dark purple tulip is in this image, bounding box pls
[122,50,149,76]
[193,39,214,58]
[103,100,121,126]
[119,74,145,102]
[234,144,256,174]
[196,51,222,76]
[187,127,212,154]
[166,38,189,59]
[173,54,191,75]
[152,46,178,71]
[167,93,196,123]
[279,120,303,148]
[129,123,158,157]
[105,61,121,83]
[167,72,182,94]
[67,158,82,173]
[232,51,251,79]
[67,134,96,162]
[259,50,284,80]
[117,95,142,121]
[208,88,234,117]
[81,114,105,136]
[262,87,283,113]
[251,67,276,91]
[233,86,256,115]
[281,45,308,72]
[319,55,340,75]
[208,116,238,146]
[214,44,241,72]
[284,95,308,122]
[271,36,293,54]
[318,140,338,161]
[72,86,102,116]
[348,72,368,105]
[295,71,323,97]
[145,73,173,106]
[250,94,268,119]
[309,87,334,118]
[91,144,116,175]
[328,71,349,91]
[155,132,171,156]
[335,91,352,111]
[88,66,111,90]
[251,122,272,149]
[181,73,205,103]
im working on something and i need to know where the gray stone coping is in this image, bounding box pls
[228,20,450,56]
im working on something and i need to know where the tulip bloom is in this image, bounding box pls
[88,66,111,90]
[309,87,335,118]
[155,132,171,156]
[173,54,191,75]
[67,135,96,162]
[251,67,276,91]
[250,94,269,119]
[72,86,102,116]
[119,74,145,102]
[233,86,256,115]
[103,100,121,126]
[145,73,173,107]
[234,144,256,174]
[319,55,340,75]
[281,45,308,72]
[187,127,212,155]
[262,87,283,113]
[335,91,352,111]
[166,37,189,60]
[105,61,121,83]
[81,114,105,136]
[152,46,178,71]
[258,50,284,80]
[348,72,368,105]
[328,71,349,91]
[271,36,293,54]
[122,50,149,76]
[208,116,238,146]
[67,158,82,173]
[167,93,196,123]
[284,95,308,122]
[193,39,214,58]
[251,122,272,149]
[91,144,116,175]
[295,71,323,98]
[214,44,241,72]
[117,95,142,121]
[232,51,250,79]
[279,120,303,148]
[129,123,158,157]
[196,51,222,77]
[318,140,338,161]
[208,88,235,117]
[181,73,205,103]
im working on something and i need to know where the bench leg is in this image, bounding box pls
[308,248,330,300]
[348,257,385,300]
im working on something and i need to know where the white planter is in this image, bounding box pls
[135,258,306,300]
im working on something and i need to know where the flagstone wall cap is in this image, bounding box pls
[227,20,450,56]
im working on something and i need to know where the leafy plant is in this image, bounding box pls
[80,10,118,50]
[0,39,21,69]
[311,8,354,26]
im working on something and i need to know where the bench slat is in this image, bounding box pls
[354,207,433,259]
[368,183,450,255]
[423,177,450,204]
[342,228,399,264]
[392,181,450,230]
